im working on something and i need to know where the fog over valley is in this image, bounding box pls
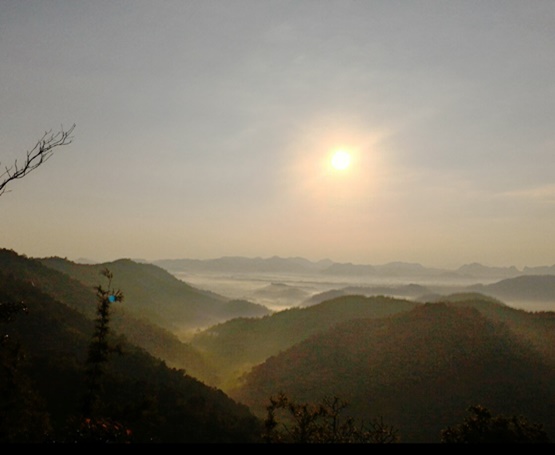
[149,255,555,313]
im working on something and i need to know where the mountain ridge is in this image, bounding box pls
[151,255,555,280]
[0,248,221,383]
[40,255,271,335]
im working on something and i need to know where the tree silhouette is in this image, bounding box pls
[1,124,75,197]
[263,392,398,443]
[81,268,124,417]
[441,405,550,443]
[66,268,134,443]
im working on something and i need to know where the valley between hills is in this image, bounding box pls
[1,248,554,443]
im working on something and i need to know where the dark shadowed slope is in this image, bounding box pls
[0,271,261,442]
[431,293,555,368]
[231,303,555,443]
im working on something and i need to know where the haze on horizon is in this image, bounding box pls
[1,1,555,270]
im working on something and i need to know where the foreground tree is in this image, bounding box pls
[441,405,550,443]
[1,124,75,197]
[263,393,398,443]
[58,268,134,443]
[81,268,124,417]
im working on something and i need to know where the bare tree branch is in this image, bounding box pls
[0,124,76,197]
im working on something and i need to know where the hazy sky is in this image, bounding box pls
[1,1,555,268]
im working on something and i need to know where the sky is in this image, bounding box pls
[1,0,555,269]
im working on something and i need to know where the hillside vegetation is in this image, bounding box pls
[190,295,418,389]
[40,256,271,335]
[2,248,554,443]
[231,303,555,442]
[0,249,218,383]
[0,269,261,442]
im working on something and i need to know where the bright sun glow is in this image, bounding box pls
[331,150,351,170]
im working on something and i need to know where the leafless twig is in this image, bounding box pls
[0,124,76,196]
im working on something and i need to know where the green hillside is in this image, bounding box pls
[191,295,418,390]
[0,249,217,383]
[40,256,271,335]
[231,303,555,443]
[0,271,261,442]
[436,293,555,367]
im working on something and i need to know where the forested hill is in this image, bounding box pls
[231,303,555,443]
[39,255,270,334]
[190,295,418,389]
[4,248,554,442]
[0,249,220,383]
[429,292,555,367]
[0,260,262,442]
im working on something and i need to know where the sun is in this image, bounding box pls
[331,150,351,170]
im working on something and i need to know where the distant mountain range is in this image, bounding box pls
[151,256,555,311]
[153,256,334,275]
[52,254,555,314]
[152,256,555,280]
